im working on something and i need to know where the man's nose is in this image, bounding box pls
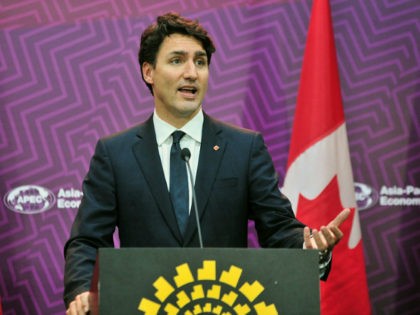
[183,60,198,80]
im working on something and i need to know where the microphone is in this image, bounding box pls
[181,148,203,248]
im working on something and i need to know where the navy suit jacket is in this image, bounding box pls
[63,113,306,306]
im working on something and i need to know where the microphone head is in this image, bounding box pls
[181,148,191,161]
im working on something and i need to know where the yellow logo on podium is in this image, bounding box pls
[138,260,278,315]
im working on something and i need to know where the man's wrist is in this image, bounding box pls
[319,249,332,266]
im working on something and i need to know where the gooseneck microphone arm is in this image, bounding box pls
[181,148,203,249]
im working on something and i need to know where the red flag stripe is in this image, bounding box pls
[287,0,344,169]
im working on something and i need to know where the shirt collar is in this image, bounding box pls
[153,109,203,145]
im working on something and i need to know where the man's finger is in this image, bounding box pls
[303,226,314,249]
[320,226,334,247]
[80,292,90,313]
[328,208,351,227]
[329,225,344,240]
[312,229,328,251]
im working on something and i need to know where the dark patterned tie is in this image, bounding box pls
[170,131,189,235]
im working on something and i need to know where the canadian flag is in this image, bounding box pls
[282,0,371,314]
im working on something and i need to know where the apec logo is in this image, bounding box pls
[354,182,379,211]
[3,185,56,214]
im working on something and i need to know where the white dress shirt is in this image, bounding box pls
[153,109,203,213]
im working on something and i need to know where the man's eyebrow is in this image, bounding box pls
[195,51,207,58]
[169,50,187,56]
[168,50,207,58]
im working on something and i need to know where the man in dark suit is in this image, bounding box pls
[64,12,350,314]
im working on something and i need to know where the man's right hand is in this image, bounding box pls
[66,291,90,315]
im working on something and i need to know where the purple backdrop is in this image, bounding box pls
[1,0,419,314]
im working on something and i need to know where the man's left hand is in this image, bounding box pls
[303,208,351,252]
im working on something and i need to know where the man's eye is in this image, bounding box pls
[170,58,181,64]
[196,59,207,66]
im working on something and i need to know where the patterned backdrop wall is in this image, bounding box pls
[0,0,419,314]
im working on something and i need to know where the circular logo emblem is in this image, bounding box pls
[354,182,378,211]
[4,185,56,214]
[139,260,278,314]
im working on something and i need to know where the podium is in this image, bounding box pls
[90,248,320,315]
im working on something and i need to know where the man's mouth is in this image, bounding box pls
[178,86,198,96]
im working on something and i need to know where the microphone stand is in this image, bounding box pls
[181,148,203,248]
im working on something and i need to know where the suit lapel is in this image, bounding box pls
[132,116,183,244]
[184,115,226,244]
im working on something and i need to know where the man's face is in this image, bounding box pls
[142,33,209,127]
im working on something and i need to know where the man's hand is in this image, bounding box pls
[66,291,90,315]
[303,208,351,252]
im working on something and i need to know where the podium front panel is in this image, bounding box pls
[92,248,320,315]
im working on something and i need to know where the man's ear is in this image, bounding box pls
[142,62,153,84]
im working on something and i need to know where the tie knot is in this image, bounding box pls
[172,131,185,144]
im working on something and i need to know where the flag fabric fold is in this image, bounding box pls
[282,0,371,314]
